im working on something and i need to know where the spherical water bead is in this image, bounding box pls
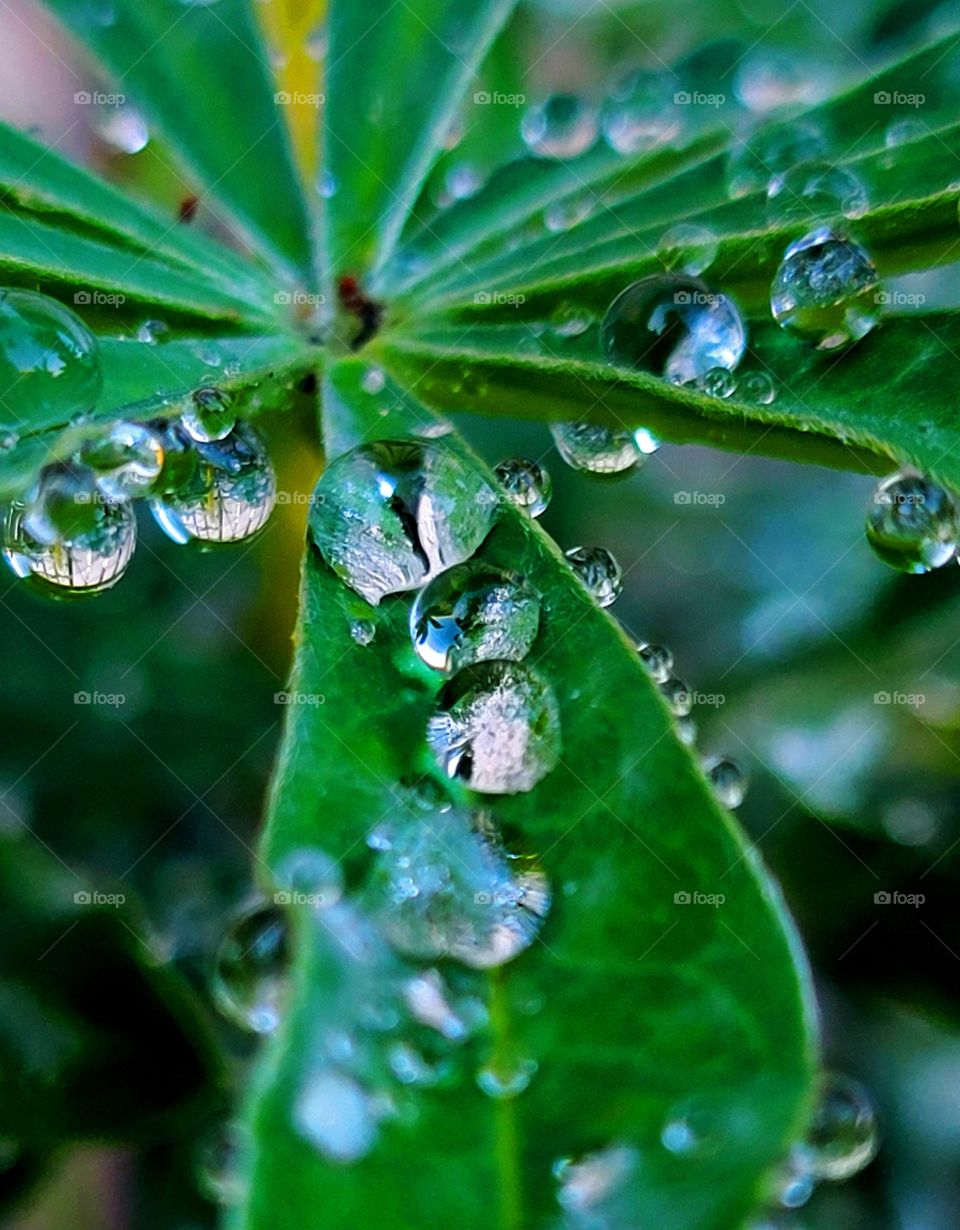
[350,619,376,646]
[703,755,747,808]
[798,1072,879,1181]
[726,122,827,198]
[555,1145,638,1214]
[494,457,552,518]
[549,302,596,339]
[521,94,598,159]
[638,641,673,682]
[293,1069,378,1163]
[601,69,680,154]
[309,439,497,606]
[137,319,170,344]
[20,463,103,544]
[550,422,652,476]
[601,274,746,385]
[360,366,386,395]
[770,228,880,350]
[544,192,593,233]
[700,367,737,399]
[766,162,868,222]
[410,564,540,674]
[659,224,719,277]
[427,661,561,794]
[150,423,276,546]
[0,289,102,426]
[79,420,164,500]
[180,386,236,443]
[865,473,958,573]
[476,1056,538,1099]
[661,676,692,716]
[211,902,288,1034]
[739,371,777,405]
[564,545,622,607]
[676,715,698,747]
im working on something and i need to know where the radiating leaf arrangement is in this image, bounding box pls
[5,0,959,1224]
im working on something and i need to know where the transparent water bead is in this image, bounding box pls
[659,224,719,277]
[544,193,593,233]
[180,386,237,443]
[661,676,693,716]
[402,969,468,1040]
[21,463,105,544]
[726,122,827,198]
[555,1144,638,1214]
[549,302,596,339]
[703,755,747,808]
[476,1056,538,1099]
[798,1071,879,1181]
[0,288,103,425]
[739,371,777,405]
[410,564,540,674]
[601,274,746,385]
[150,423,276,546]
[427,661,561,794]
[521,94,598,159]
[294,1069,379,1164]
[79,420,164,500]
[494,457,552,517]
[550,422,656,476]
[865,472,958,573]
[770,228,880,350]
[661,1097,727,1157]
[196,1122,251,1206]
[601,69,680,154]
[309,439,497,605]
[372,808,550,966]
[700,367,737,399]
[350,618,376,646]
[638,641,673,682]
[564,545,622,607]
[767,162,868,222]
[211,902,288,1034]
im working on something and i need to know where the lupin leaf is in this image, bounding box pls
[233,360,817,1230]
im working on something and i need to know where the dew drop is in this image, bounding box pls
[309,440,497,606]
[427,661,561,794]
[766,162,868,222]
[726,122,826,198]
[476,1056,538,1099]
[94,101,149,154]
[137,319,170,345]
[275,847,344,908]
[739,371,777,405]
[638,641,673,682]
[196,1122,250,1206]
[564,545,622,607]
[494,457,552,517]
[703,755,747,808]
[676,714,698,746]
[601,69,680,154]
[402,969,468,1040]
[360,366,386,395]
[521,94,598,159]
[549,301,596,339]
[544,192,593,232]
[797,1071,879,1181]
[661,1097,726,1157]
[211,902,288,1034]
[181,386,237,443]
[601,274,746,384]
[659,224,719,277]
[0,289,102,423]
[661,676,692,716]
[554,1144,637,1213]
[885,118,927,148]
[770,227,881,349]
[293,1069,378,1163]
[350,618,376,646]
[317,169,338,199]
[79,420,164,500]
[551,422,650,476]
[865,472,958,573]
[700,367,737,399]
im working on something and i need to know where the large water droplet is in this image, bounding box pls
[0,289,102,424]
[212,902,288,1034]
[601,69,680,154]
[521,94,598,159]
[410,564,540,673]
[564,545,622,607]
[601,274,746,384]
[180,386,237,443]
[309,440,497,605]
[427,661,561,794]
[494,457,552,517]
[79,420,164,500]
[797,1072,879,1181]
[551,422,656,476]
[866,472,958,572]
[150,423,276,546]
[770,227,880,349]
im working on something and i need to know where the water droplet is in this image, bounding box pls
[0,289,102,423]
[196,1122,250,1206]
[494,457,552,517]
[95,101,149,154]
[549,302,596,339]
[767,162,868,222]
[0,430,17,451]
[703,755,747,808]
[317,169,338,199]
[212,902,288,1034]
[661,676,692,716]
[544,192,593,232]
[476,1056,537,1098]
[866,472,957,572]
[564,545,622,607]
[137,319,170,345]
[601,275,746,384]
[402,969,468,1040]
[350,618,376,646]
[442,162,483,204]
[601,69,680,154]
[150,423,276,546]
[555,1144,637,1213]
[360,366,386,395]
[796,1072,879,1182]
[427,661,561,794]
[739,371,777,404]
[770,227,880,349]
[294,1069,378,1163]
[659,224,719,277]
[885,118,927,148]
[638,641,673,682]
[551,422,650,475]
[79,420,164,500]
[661,1097,726,1157]
[181,386,237,443]
[726,122,826,198]
[410,564,540,674]
[676,714,698,746]
[309,440,497,606]
[521,94,598,159]
[700,367,737,399]
[274,847,344,908]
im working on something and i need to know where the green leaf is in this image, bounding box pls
[323,0,519,280]
[40,0,313,275]
[234,360,816,1230]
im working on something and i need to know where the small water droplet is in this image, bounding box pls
[274,847,344,908]
[293,1069,379,1163]
[766,161,868,222]
[885,117,927,148]
[564,545,622,607]
[137,319,170,345]
[700,367,737,399]
[196,1122,250,1206]
[601,69,680,154]
[797,1071,878,1181]
[0,289,103,422]
[402,969,468,1040]
[79,420,164,500]
[661,1097,726,1157]
[476,1056,537,1098]
[317,169,338,199]
[95,101,149,154]
[554,1144,637,1213]
[544,192,593,232]
[676,714,698,746]
[181,386,237,443]
[739,371,777,404]
[638,641,673,682]
[659,224,719,276]
[494,457,552,517]
[660,676,692,716]
[360,366,386,395]
[770,227,880,349]
[522,94,598,159]
[549,301,596,339]
[350,618,376,646]
[726,122,826,198]
[211,902,288,1034]
[703,755,747,808]
[866,472,957,572]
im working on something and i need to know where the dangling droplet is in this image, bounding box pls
[564,545,622,607]
[659,224,719,277]
[703,755,747,808]
[551,422,656,476]
[427,661,561,794]
[79,420,165,500]
[797,1071,879,1182]
[494,457,552,517]
[150,423,276,546]
[0,289,102,425]
[137,319,170,345]
[360,366,386,395]
[601,275,746,384]
[770,227,880,349]
[660,676,692,716]
[638,641,673,682]
[211,902,288,1034]
[410,564,540,673]
[521,94,598,159]
[181,386,237,443]
[601,69,680,154]
[866,472,958,573]
[544,193,593,233]
[309,440,497,606]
